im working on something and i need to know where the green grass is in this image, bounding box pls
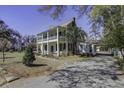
[0,52,92,78]
[0,52,91,65]
[59,55,91,62]
[0,52,24,64]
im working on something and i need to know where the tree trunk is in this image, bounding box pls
[2,47,5,63]
[73,42,77,55]
[72,43,75,55]
[120,49,124,63]
[2,41,7,63]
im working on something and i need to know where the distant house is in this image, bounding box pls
[112,48,124,58]
[37,18,96,56]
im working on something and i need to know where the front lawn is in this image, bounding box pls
[0,52,63,78]
[0,52,91,78]
[0,52,24,64]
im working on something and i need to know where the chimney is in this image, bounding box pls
[73,17,76,22]
[72,17,76,26]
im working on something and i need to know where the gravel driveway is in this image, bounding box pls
[2,56,124,88]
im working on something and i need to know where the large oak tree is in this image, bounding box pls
[0,20,21,62]
[39,5,124,61]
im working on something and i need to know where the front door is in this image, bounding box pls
[51,45,54,53]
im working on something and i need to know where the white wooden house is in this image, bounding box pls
[37,18,96,56]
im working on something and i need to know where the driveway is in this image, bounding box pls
[2,56,124,88]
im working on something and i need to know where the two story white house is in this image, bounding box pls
[37,18,96,57]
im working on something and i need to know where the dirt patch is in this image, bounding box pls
[6,64,52,78]
[1,54,91,80]
[4,56,62,78]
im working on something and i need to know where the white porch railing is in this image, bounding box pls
[38,36,65,42]
[49,36,57,40]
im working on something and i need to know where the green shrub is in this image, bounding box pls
[22,45,36,66]
[115,56,124,70]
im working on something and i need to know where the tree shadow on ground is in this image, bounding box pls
[47,65,121,88]
[28,64,48,67]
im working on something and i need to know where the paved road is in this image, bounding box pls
[2,56,124,88]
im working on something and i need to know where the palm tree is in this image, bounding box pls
[66,25,87,55]
[0,20,21,62]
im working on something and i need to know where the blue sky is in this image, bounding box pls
[0,5,90,36]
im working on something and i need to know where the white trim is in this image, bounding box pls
[57,27,60,56]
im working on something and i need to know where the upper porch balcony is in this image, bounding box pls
[37,35,65,42]
[43,36,57,41]
[37,27,66,43]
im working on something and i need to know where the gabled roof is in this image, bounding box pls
[37,17,76,35]
[60,17,75,27]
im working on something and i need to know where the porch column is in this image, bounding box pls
[41,44,44,55]
[36,36,39,53]
[37,44,39,53]
[47,32,49,54]
[57,27,60,56]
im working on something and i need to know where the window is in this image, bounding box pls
[59,31,62,36]
[56,44,57,51]
[60,43,62,51]
[68,43,73,51]
[51,46,54,52]
[63,43,66,50]
[45,45,47,51]
[43,34,47,38]
[56,43,64,51]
